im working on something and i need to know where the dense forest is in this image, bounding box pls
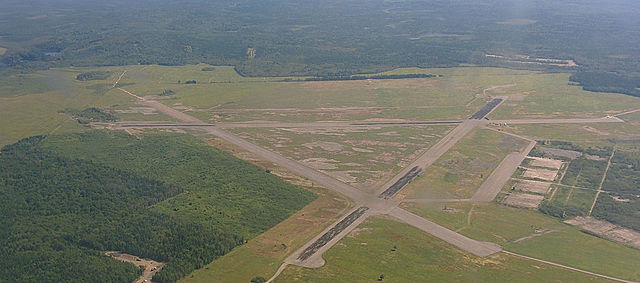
[0,132,316,282]
[595,150,640,231]
[0,0,639,95]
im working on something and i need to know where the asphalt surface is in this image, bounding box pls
[296,207,369,261]
[378,166,422,199]
[374,120,480,197]
[389,208,502,257]
[119,92,632,278]
[471,140,536,202]
[469,98,504,119]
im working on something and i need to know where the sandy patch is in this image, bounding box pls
[301,158,339,170]
[502,193,545,208]
[522,167,558,182]
[0,47,7,55]
[106,252,163,283]
[513,179,552,194]
[565,216,640,249]
[302,141,343,151]
[528,157,563,169]
[327,170,358,183]
[352,147,374,153]
[584,154,606,161]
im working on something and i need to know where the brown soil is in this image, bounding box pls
[513,179,552,194]
[105,252,163,283]
[522,167,558,181]
[528,157,563,169]
[502,192,545,208]
[565,217,640,249]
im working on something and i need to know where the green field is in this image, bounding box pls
[619,111,640,122]
[0,68,138,146]
[183,186,352,283]
[275,217,611,282]
[230,125,453,190]
[402,202,640,281]
[539,186,597,219]
[399,128,529,199]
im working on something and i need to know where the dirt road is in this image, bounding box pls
[115,91,633,281]
[105,252,163,283]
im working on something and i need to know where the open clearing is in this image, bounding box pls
[565,217,640,250]
[229,125,452,190]
[398,128,529,200]
[503,192,545,208]
[521,167,559,182]
[513,179,552,194]
[275,217,611,282]
[402,202,640,281]
[528,157,564,169]
[5,64,640,282]
[106,252,164,283]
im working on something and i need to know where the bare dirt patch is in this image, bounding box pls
[537,146,582,159]
[565,216,640,249]
[513,179,552,194]
[301,158,339,170]
[302,141,344,152]
[502,192,545,208]
[352,147,373,153]
[522,167,558,182]
[528,157,563,169]
[0,47,7,55]
[105,252,163,283]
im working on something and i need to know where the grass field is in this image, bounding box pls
[275,217,611,282]
[619,110,640,122]
[543,186,597,216]
[402,202,640,281]
[398,128,529,199]
[0,68,137,146]
[4,64,639,147]
[487,73,640,119]
[229,125,453,190]
[183,185,351,283]
[561,159,608,189]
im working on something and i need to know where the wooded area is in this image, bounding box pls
[1,0,639,96]
[0,132,316,282]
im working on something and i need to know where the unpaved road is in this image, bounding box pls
[134,94,506,261]
[115,87,633,282]
[106,252,163,283]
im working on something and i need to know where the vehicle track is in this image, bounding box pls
[114,87,633,282]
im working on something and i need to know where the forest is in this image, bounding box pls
[0,0,639,96]
[595,150,640,232]
[0,132,316,282]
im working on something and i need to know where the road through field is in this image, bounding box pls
[114,86,633,282]
[130,91,506,260]
[374,120,479,196]
[471,139,536,201]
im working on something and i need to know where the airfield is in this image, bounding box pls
[3,65,640,282]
